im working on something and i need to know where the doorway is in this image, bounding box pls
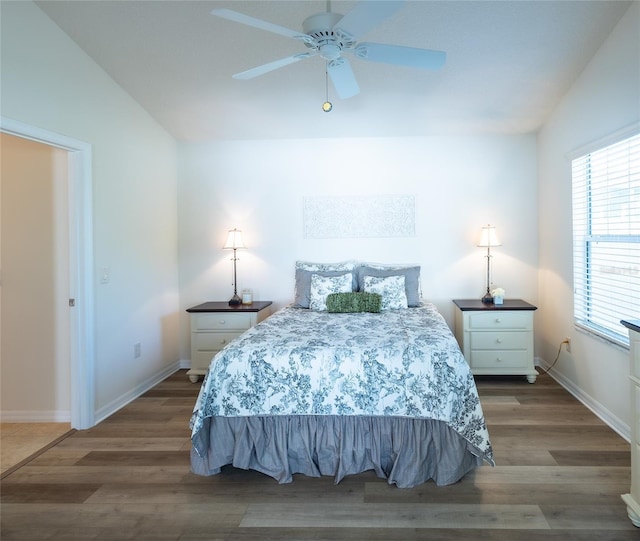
[0,116,95,430]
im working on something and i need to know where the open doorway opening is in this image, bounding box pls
[1,134,70,417]
[0,117,95,430]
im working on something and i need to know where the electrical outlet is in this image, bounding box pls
[563,337,571,353]
[134,342,141,359]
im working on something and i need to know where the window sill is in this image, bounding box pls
[574,323,630,351]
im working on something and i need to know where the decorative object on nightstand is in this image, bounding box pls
[185,301,272,383]
[453,299,538,383]
[477,224,501,303]
[621,319,640,527]
[492,287,505,305]
[223,228,245,305]
[242,288,253,305]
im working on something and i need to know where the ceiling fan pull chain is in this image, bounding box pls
[323,62,333,112]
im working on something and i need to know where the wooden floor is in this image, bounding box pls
[1,370,637,540]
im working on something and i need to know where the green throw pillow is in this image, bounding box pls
[326,292,382,313]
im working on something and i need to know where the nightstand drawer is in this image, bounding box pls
[470,331,529,350]
[192,350,216,371]
[470,350,530,368]
[635,384,640,446]
[193,331,241,351]
[633,336,640,379]
[192,312,253,331]
[468,311,531,330]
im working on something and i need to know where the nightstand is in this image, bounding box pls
[185,301,272,383]
[453,299,538,383]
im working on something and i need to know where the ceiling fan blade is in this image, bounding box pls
[327,58,360,99]
[232,53,316,80]
[334,1,404,40]
[211,8,310,42]
[355,42,446,70]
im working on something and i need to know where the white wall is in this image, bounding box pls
[537,2,640,436]
[0,1,181,420]
[178,135,538,360]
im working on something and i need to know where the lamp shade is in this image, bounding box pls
[223,228,246,250]
[477,225,501,247]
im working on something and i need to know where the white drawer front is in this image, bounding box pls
[633,442,640,500]
[635,383,640,446]
[193,332,241,351]
[468,311,531,330]
[470,349,529,368]
[192,312,252,331]
[470,331,529,350]
[632,335,640,379]
[192,350,216,372]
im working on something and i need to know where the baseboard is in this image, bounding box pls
[535,356,630,442]
[94,360,184,425]
[0,410,71,423]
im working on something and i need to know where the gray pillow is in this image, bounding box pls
[356,265,421,307]
[295,260,356,272]
[293,269,355,308]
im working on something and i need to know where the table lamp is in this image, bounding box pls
[478,224,501,303]
[223,228,246,305]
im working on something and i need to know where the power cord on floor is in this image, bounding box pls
[537,339,570,376]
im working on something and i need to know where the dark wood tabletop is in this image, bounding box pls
[621,319,640,334]
[186,301,273,313]
[453,299,537,311]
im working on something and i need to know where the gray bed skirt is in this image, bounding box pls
[190,415,484,488]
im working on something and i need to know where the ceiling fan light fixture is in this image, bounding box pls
[319,43,342,60]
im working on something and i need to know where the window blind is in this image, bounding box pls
[572,132,640,346]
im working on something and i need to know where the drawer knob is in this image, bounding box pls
[219,319,226,324]
[495,318,502,324]
[496,338,503,344]
[496,357,503,362]
[220,339,227,345]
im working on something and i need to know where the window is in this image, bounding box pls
[572,131,640,347]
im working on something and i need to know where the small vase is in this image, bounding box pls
[494,296,504,305]
[242,289,253,305]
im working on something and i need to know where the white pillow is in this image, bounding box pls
[309,273,353,311]
[364,275,408,310]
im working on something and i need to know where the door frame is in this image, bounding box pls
[1,116,95,429]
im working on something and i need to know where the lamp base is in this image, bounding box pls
[228,294,242,306]
[481,291,494,304]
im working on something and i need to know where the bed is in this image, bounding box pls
[190,262,494,488]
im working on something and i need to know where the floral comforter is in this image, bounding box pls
[190,304,494,465]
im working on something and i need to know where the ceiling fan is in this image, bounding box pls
[211,1,446,100]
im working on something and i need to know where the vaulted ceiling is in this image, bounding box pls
[35,1,632,141]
